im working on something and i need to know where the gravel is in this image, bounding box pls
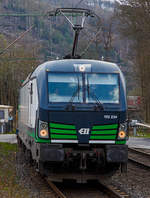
[16,147,150,198]
[105,163,150,198]
[16,148,56,198]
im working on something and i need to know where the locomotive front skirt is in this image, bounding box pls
[18,59,128,181]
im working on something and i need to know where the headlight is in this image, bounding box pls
[39,120,49,139]
[117,123,127,140]
[39,129,48,137]
[118,131,126,139]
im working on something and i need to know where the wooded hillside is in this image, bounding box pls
[0,0,135,116]
[118,0,150,121]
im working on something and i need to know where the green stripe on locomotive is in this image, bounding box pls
[26,122,126,144]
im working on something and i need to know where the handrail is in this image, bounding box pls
[130,120,150,136]
[135,122,150,129]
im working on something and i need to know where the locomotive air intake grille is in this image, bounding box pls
[49,122,78,143]
[90,124,118,140]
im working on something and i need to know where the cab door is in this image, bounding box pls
[28,79,38,129]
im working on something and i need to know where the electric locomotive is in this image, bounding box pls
[17,8,128,183]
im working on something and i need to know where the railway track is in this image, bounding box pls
[96,180,130,198]
[128,147,150,169]
[44,148,150,198]
[45,178,130,198]
[46,179,67,198]
[17,148,130,198]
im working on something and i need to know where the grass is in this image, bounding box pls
[129,129,150,138]
[3,128,16,134]
[0,142,17,155]
[0,143,30,198]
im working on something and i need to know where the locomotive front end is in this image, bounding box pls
[35,60,128,179]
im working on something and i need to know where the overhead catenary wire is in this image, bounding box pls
[0,6,50,57]
[80,27,102,57]
[73,1,103,57]
[0,13,47,17]
[0,4,101,59]
[0,25,35,56]
[75,0,85,8]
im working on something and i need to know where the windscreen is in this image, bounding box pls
[48,73,119,104]
[86,74,119,104]
[48,73,82,103]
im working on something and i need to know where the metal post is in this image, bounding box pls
[1,123,4,134]
[133,126,137,136]
[72,27,82,57]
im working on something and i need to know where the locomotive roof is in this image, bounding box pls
[31,59,121,79]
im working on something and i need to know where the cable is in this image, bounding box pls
[80,27,102,57]
[0,25,34,56]
[75,0,85,8]
[71,0,102,57]
[0,13,46,17]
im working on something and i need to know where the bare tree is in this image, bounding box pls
[118,0,150,121]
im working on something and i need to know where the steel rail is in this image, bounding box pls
[45,177,130,198]
[46,179,67,198]
[128,147,150,157]
[98,181,130,198]
[128,158,150,170]
[128,148,150,170]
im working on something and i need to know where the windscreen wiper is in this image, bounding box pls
[65,77,80,111]
[87,77,104,111]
